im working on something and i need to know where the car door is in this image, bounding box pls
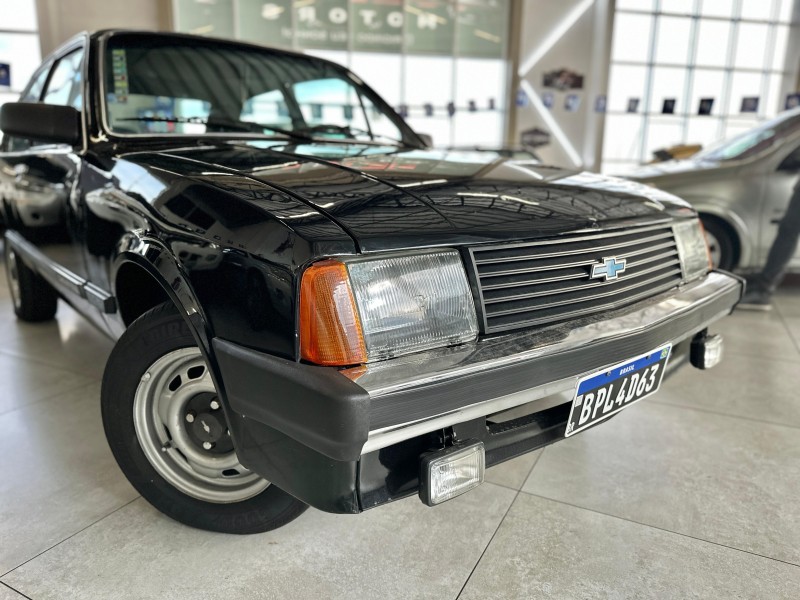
[759,142,800,269]
[0,46,89,302]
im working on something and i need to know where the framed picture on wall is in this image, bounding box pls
[740,97,759,113]
[698,98,714,115]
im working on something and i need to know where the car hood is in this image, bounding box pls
[124,141,694,252]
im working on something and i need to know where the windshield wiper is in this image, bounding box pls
[116,116,313,142]
[294,123,404,146]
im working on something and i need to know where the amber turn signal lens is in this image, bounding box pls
[299,260,367,366]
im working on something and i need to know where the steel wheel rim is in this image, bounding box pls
[5,247,22,311]
[704,230,722,269]
[133,347,269,503]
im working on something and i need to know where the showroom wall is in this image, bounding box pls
[510,0,614,171]
[35,0,172,56]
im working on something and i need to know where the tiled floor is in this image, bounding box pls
[0,267,798,600]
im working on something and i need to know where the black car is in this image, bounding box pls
[0,30,742,534]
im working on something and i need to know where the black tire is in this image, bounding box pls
[700,216,737,271]
[4,243,58,322]
[101,303,307,534]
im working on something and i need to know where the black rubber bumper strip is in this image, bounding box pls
[214,339,370,462]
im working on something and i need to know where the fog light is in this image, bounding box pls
[420,442,485,506]
[691,332,723,370]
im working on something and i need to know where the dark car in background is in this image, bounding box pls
[0,30,742,534]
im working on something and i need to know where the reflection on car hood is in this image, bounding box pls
[627,158,721,180]
[124,141,694,252]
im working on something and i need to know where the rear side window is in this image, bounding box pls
[42,49,84,111]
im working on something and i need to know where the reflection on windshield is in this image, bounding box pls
[696,111,800,162]
[104,34,407,145]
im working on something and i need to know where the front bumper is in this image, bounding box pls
[215,271,743,512]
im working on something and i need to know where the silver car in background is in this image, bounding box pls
[627,107,800,272]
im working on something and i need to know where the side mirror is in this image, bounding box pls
[0,102,81,146]
[416,132,433,148]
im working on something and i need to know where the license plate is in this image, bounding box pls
[565,344,671,437]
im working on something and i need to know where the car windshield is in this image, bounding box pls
[103,34,408,145]
[695,111,800,162]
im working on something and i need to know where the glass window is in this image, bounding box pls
[724,118,761,139]
[404,56,453,107]
[727,72,764,114]
[602,114,645,161]
[607,65,648,112]
[777,0,793,22]
[695,20,731,67]
[654,16,693,65]
[766,73,785,114]
[740,1,775,21]
[456,59,506,116]
[241,89,290,128]
[734,23,769,70]
[689,69,725,114]
[0,32,43,90]
[103,35,409,145]
[42,49,84,111]
[616,0,655,10]
[452,111,503,146]
[648,67,688,113]
[659,0,695,15]
[646,118,684,158]
[21,67,49,102]
[350,53,402,106]
[611,13,653,62]
[686,117,722,147]
[700,0,736,19]
[360,95,403,143]
[3,0,38,30]
[604,0,797,174]
[771,25,790,71]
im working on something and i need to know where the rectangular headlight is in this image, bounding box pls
[299,250,478,366]
[673,219,710,282]
[347,251,478,361]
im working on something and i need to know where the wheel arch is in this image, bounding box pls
[691,203,752,269]
[110,236,216,363]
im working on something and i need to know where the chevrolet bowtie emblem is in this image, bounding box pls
[590,257,627,281]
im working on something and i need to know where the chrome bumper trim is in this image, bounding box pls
[346,272,739,397]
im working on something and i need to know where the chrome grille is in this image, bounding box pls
[469,224,683,333]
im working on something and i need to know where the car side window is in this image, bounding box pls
[22,67,50,103]
[42,49,85,111]
[777,145,800,172]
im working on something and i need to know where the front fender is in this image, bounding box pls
[111,232,214,357]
